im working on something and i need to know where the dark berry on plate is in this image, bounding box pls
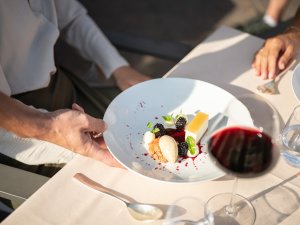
[178,142,189,156]
[166,128,186,143]
[153,123,166,138]
[175,117,187,130]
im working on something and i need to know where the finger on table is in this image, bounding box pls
[278,45,294,70]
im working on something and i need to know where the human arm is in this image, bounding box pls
[252,7,300,79]
[54,0,151,90]
[0,92,121,167]
[112,66,151,91]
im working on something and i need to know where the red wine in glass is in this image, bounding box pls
[208,126,274,177]
[205,94,280,225]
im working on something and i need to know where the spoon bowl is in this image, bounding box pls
[74,173,163,221]
[127,203,163,221]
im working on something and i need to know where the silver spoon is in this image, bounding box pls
[73,173,163,221]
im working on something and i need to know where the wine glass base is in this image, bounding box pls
[205,193,256,225]
[165,196,209,225]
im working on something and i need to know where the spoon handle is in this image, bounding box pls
[74,173,125,203]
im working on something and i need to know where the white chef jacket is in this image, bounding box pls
[0,0,128,96]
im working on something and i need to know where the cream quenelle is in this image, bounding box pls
[158,135,178,163]
[143,111,209,163]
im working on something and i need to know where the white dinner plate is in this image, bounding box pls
[103,78,250,183]
[292,63,300,102]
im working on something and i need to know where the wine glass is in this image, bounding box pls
[204,93,280,225]
[280,105,300,168]
[164,196,214,225]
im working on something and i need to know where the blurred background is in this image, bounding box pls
[1,1,300,219]
[72,0,300,78]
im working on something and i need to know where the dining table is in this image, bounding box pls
[2,26,300,225]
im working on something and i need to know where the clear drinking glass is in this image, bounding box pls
[281,105,300,168]
[204,94,280,225]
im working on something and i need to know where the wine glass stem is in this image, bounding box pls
[225,177,238,216]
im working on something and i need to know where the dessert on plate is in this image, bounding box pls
[143,111,209,163]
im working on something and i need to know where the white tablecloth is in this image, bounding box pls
[3,26,300,225]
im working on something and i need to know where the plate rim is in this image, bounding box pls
[103,77,238,183]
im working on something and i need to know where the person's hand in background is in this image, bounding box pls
[113,66,151,91]
[252,29,300,79]
[252,6,300,80]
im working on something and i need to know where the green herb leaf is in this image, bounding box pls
[147,122,153,129]
[152,127,160,133]
[189,146,196,155]
[186,136,195,146]
[162,114,174,126]
[186,136,196,154]
[162,115,173,122]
